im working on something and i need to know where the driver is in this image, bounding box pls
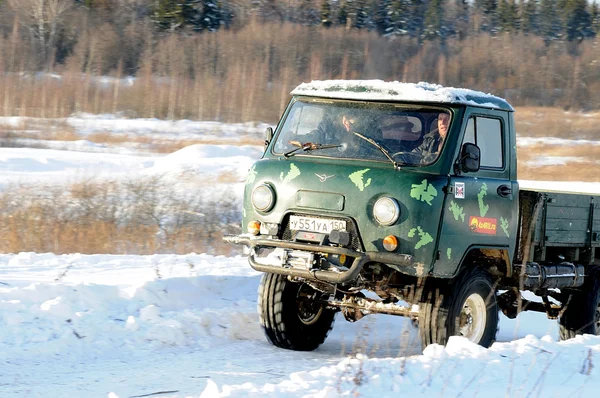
[411,112,451,164]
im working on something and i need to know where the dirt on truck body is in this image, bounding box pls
[225,80,600,351]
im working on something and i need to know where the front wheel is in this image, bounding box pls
[419,268,499,348]
[257,273,336,351]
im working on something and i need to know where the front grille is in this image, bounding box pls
[280,213,364,252]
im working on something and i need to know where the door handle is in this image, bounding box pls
[497,185,512,198]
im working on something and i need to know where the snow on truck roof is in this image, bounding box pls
[291,80,514,111]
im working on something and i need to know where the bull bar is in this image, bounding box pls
[223,234,415,284]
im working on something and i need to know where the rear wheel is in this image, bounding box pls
[257,273,336,351]
[559,266,600,340]
[419,268,498,348]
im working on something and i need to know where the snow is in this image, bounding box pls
[292,80,514,110]
[1,252,599,397]
[0,145,262,189]
[518,136,600,147]
[1,114,600,397]
[520,180,600,195]
[64,113,269,142]
[524,156,591,167]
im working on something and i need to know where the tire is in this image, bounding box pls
[257,273,336,351]
[559,266,600,340]
[419,267,499,348]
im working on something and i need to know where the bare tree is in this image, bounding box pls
[7,0,73,68]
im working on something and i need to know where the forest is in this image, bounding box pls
[0,0,599,121]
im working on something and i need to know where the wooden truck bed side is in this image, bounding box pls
[516,189,599,266]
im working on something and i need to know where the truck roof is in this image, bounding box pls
[291,80,514,112]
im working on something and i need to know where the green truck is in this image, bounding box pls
[224,80,599,350]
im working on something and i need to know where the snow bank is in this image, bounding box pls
[149,144,262,182]
[218,335,600,397]
[0,253,262,359]
[0,144,262,188]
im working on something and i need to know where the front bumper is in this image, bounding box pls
[223,234,414,284]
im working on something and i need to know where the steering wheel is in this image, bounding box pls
[391,151,421,163]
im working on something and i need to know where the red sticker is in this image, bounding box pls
[469,216,497,235]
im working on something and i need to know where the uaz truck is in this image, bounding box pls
[225,80,599,350]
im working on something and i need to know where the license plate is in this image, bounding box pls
[289,215,346,233]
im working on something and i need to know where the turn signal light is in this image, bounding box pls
[382,235,398,252]
[247,220,261,235]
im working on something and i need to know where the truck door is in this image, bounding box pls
[435,109,518,277]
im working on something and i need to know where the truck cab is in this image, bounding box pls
[225,80,599,351]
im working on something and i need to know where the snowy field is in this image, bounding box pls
[1,115,600,397]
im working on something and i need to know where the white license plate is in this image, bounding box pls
[289,215,346,233]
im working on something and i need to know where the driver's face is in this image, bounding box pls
[438,113,450,138]
[342,115,356,132]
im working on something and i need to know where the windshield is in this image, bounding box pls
[273,99,452,165]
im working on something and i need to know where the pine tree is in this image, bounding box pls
[498,0,519,33]
[380,0,411,37]
[407,0,428,38]
[351,0,370,29]
[298,0,320,25]
[151,0,229,32]
[475,0,499,33]
[538,0,562,44]
[592,2,600,34]
[452,0,471,40]
[520,0,538,35]
[374,0,391,34]
[321,0,333,27]
[338,0,349,27]
[151,0,185,31]
[423,0,446,40]
[562,0,594,43]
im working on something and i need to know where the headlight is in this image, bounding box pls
[373,197,400,226]
[251,184,275,212]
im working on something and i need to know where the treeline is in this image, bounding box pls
[1,1,599,72]
[0,1,600,122]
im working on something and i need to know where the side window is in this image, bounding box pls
[477,118,503,168]
[463,116,503,169]
[464,118,475,144]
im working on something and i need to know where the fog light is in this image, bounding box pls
[382,235,398,252]
[248,220,261,235]
[326,253,347,267]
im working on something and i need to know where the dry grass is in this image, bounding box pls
[0,178,242,256]
[516,139,600,181]
[515,107,600,140]
[0,118,79,145]
[518,161,600,182]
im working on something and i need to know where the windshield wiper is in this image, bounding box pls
[352,132,401,170]
[284,140,342,158]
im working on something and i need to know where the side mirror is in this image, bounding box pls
[459,143,480,173]
[265,127,273,149]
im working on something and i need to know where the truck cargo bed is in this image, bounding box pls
[516,189,599,265]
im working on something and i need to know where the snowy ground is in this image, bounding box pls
[1,115,600,397]
[0,253,599,398]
